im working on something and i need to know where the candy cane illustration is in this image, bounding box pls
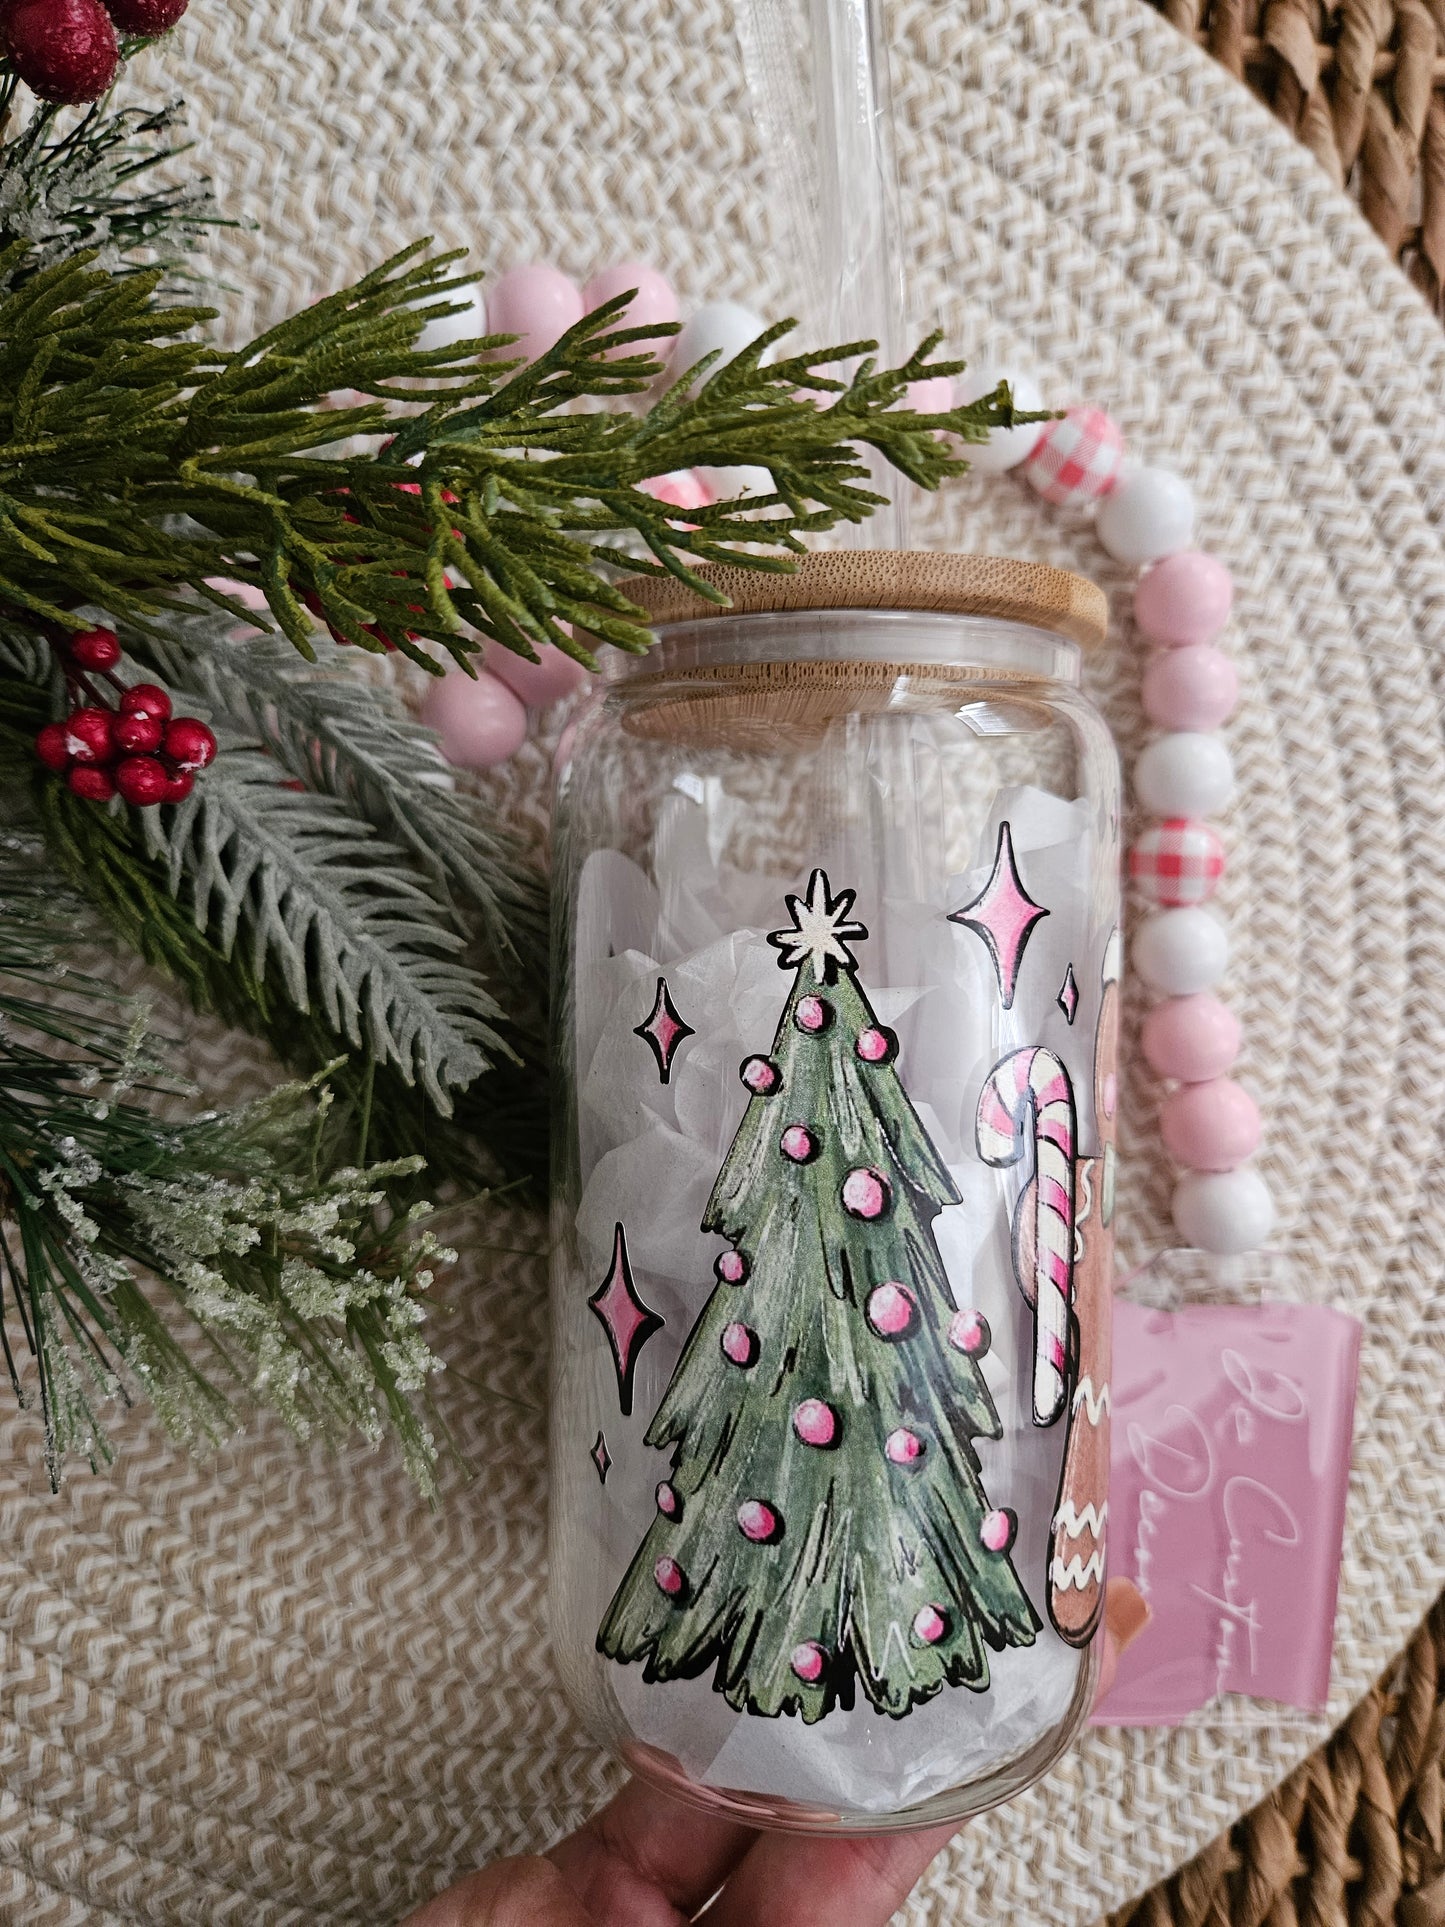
[1048,929,1120,1645]
[975,1045,1077,1428]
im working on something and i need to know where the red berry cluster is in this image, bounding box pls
[34,628,217,807]
[1,0,188,107]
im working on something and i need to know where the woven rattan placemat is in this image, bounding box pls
[3,2,1445,1922]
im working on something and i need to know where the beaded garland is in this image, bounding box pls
[448,260,1271,1260]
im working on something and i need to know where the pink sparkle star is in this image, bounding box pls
[949,821,1049,1010]
[634,976,694,1084]
[588,1222,664,1417]
[1057,964,1079,1024]
[590,1431,611,1483]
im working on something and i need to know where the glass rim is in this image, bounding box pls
[603,607,1082,687]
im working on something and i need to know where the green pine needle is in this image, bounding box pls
[0,838,455,1491]
[0,239,1023,674]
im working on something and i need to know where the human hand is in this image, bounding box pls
[404,1577,1149,1927]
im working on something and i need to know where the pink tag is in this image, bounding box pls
[1093,1300,1361,1725]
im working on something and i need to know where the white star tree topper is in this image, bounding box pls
[767,869,869,983]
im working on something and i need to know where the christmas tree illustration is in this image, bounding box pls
[597,871,1039,1722]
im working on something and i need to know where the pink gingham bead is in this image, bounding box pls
[1141,645,1239,731]
[1160,1077,1262,1171]
[1141,994,1241,1082]
[1023,405,1125,508]
[1134,551,1234,648]
[1129,818,1226,907]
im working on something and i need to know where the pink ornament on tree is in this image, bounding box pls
[885,1427,924,1466]
[865,1282,916,1338]
[780,1124,818,1163]
[419,668,528,768]
[737,1499,781,1543]
[841,1166,890,1220]
[790,1641,827,1683]
[854,1026,895,1064]
[980,1508,1017,1553]
[740,1055,781,1095]
[720,1321,759,1367]
[794,996,831,1033]
[656,1482,680,1518]
[715,1249,748,1284]
[947,1309,991,1357]
[792,1398,838,1447]
[912,1605,948,1646]
[654,1557,686,1598]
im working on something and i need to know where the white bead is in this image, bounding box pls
[1172,1168,1275,1255]
[695,464,774,502]
[1095,465,1196,567]
[1132,907,1229,994]
[672,301,771,391]
[414,283,488,353]
[1133,731,1235,817]
[954,364,1045,473]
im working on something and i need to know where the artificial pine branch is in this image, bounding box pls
[0,836,455,1490]
[0,239,1020,673]
[139,741,509,1111]
[0,85,221,290]
[133,608,547,971]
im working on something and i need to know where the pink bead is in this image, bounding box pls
[912,1605,948,1646]
[1142,994,1241,1082]
[737,1498,781,1543]
[485,640,588,708]
[1159,1077,1262,1172]
[487,263,585,360]
[885,1427,924,1466]
[1141,645,1239,731]
[793,1398,839,1447]
[794,995,831,1033]
[715,1249,748,1284]
[791,1641,827,1682]
[654,1556,685,1598]
[855,1026,895,1064]
[841,1166,891,1220]
[656,1481,680,1518]
[418,668,528,768]
[740,1055,780,1095]
[582,261,681,360]
[948,1309,991,1357]
[720,1321,758,1367]
[980,1508,1017,1553]
[905,375,954,414]
[640,470,710,512]
[780,1124,818,1163]
[866,1282,916,1338]
[1134,552,1234,648]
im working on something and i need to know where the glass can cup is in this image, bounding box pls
[548,553,1121,1830]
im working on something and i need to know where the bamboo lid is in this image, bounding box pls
[618,550,1109,649]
